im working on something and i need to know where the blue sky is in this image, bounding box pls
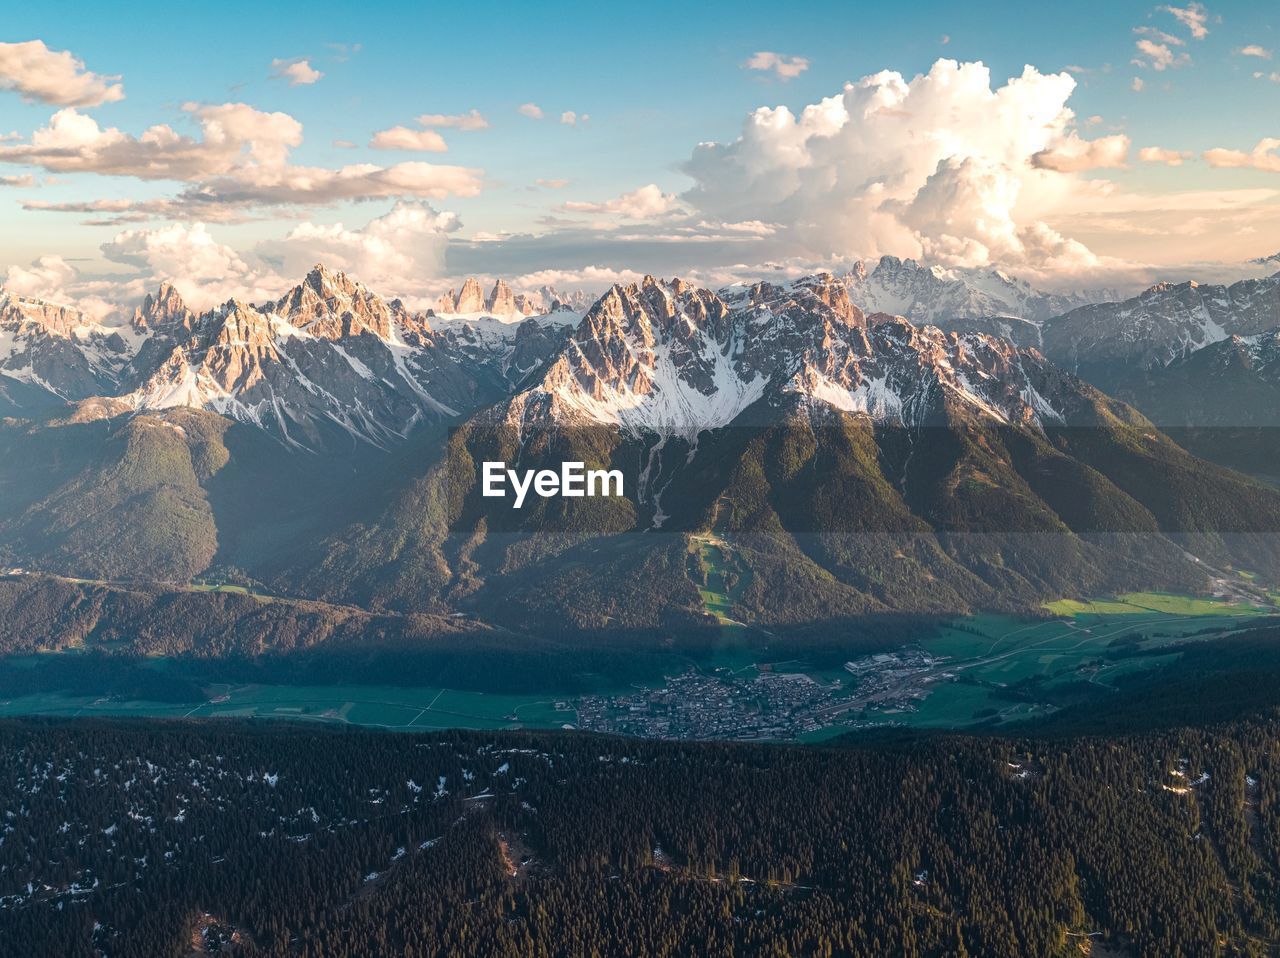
[1,0,1278,312]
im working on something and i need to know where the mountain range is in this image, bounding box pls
[2,258,1279,645]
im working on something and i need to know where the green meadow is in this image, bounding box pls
[895,591,1273,728]
[0,682,578,731]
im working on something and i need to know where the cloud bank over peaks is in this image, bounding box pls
[680,59,1116,277]
[3,202,464,318]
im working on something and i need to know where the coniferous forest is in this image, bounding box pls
[1,711,1279,957]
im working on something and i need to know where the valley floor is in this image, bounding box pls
[1,589,1272,741]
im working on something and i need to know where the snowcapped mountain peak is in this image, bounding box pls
[0,293,93,338]
[8,259,1271,456]
[268,265,423,341]
[732,272,864,329]
[1046,271,1280,370]
[844,255,1102,327]
[498,270,1075,440]
[0,292,139,403]
[432,276,571,320]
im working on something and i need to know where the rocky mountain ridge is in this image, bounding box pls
[842,255,1112,327]
[3,260,1279,455]
[496,273,1076,442]
[4,263,1280,625]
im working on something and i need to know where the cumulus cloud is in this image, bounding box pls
[417,109,488,131]
[271,58,323,86]
[0,102,482,217]
[1140,146,1192,165]
[0,40,124,107]
[0,103,303,179]
[1132,77,1146,91]
[681,59,1112,273]
[1033,133,1130,172]
[369,126,448,152]
[1238,45,1272,58]
[506,265,646,293]
[3,253,79,300]
[78,202,465,312]
[1203,139,1280,173]
[0,173,34,186]
[257,202,460,304]
[743,51,810,80]
[559,111,589,126]
[518,103,544,120]
[2,254,124,320]
[562,184,681,218]
[102,222,262,304]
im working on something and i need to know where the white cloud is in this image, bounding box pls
[270,58,323,86]
[535,178,570,189]
[518,103,544,120]
[562,184,681,219]
[0,40,124,107]
[1160,3,1210,39]
[0,173,33,186]
[417,109,488,131]
[506,265,646,293]
[84,202,463,312]
[1238,45,1272,58]
[369,126,448,152]
[681,59,1108,273]
[698,219,778,235]
[102,222,261,305]
[1132,76,1146,91]
[1033,133,1130,172]
[1204,139,1280,173]
[1133,37,1190,71]
[559,111,589,126]
[3,254,78,299]
[0,103,482,214]
[2,254,123,320]
[0,103,304,179]
[743,51,810,81]
[1255,71,1280,83]
[257,202,460,305]
[1139,146,1192,165]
